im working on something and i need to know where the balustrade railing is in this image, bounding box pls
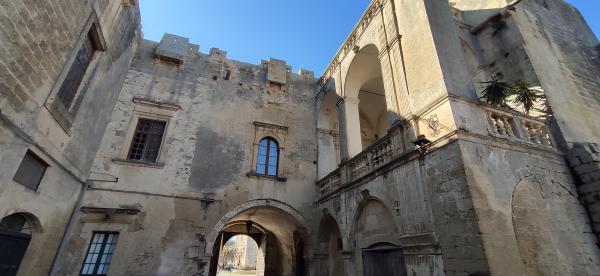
[485,107,553,147]
[317,104,554,196]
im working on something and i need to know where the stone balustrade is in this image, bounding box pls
[485,106,553,147]
[318,125,410,196]
[317,104,554,197]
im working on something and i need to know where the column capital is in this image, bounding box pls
[336,96,360,107]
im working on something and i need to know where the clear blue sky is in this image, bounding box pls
[139,0,599,76]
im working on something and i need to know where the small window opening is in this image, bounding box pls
[13,150,48,191]
[127,119,166,163]
[256,138,279,176]
[224,70,231,80]
[0,214,32,235]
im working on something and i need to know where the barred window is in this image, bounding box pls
[13,150,48,190]
[80,232,119,276]
[127,119,166,163]
[56,27,99,110]
[256,138,279,176]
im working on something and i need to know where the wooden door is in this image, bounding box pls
[362,248,407,276]
[0,231,31,276]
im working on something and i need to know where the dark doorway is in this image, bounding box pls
[0,214,32,276]
[362,248,407,276]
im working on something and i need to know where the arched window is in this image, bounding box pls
[257,138,279,176]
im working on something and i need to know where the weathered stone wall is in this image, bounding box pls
[568,143,600,241]
[459,137,600,275]
[0,1,140,275]
[57,36,319,275]
[512,0,600,147]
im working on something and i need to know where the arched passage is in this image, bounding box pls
[317,90,341,178]
[352,198,407,276]
[217,232,263,276]
[0,212,40,276]
[208,201,309,276]
[316,213,345,276]
[341,44,391,158]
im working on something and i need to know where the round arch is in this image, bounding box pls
[206,199,310,254]
[316,212,346,276]
[206,199,311,276]
[1,211,43,234]
[341,44,391,151]
[349,196,400,249]
[343,44,383,100]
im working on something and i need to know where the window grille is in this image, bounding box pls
[127,119,166,163]
[80,232,119,276]
[256,138,279,176]
[13,150,48,190]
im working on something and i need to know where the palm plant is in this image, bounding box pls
[510,80,542,114]
[479,77,512,108]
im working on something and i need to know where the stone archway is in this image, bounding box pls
[206,200,310,276]
[316,213,345,276]
[339,44,392,158]
[0,212,41,276]
[350,198,406,276]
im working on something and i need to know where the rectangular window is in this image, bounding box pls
[80,232,119,276]
[127,119,166,163]
[13,150,48,190]
[56,28,99,110]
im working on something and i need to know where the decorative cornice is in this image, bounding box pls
[132,97,181,111]
[253,121,289,132]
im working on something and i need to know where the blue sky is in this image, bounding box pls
[139,0,599,76]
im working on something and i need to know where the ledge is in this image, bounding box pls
[112,158,165,169]
[253,121,288,132]
[246,171,287,182]
[133,97,181,111]
[80,206,140,215]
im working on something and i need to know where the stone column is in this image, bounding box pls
[337,97,362,159]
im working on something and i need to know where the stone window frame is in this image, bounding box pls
[12,149,50,191]
[79,231,119,275]
[76,222,128,276]
[44,8,107,134]
[112,98,180,168]
[247,122,288,182]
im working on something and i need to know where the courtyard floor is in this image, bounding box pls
[216,269,257,276]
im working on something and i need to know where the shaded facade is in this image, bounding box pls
[1,0,599,275]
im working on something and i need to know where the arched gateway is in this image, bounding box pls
[206,199,310,276]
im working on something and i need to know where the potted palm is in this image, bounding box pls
[479,77,512,108]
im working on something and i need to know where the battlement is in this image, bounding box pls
[150,33,315,79]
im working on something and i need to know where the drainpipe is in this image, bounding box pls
[48,179,91,276]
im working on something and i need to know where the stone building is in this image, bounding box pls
[0,0,599,276]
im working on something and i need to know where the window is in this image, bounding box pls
[13,150,48,190]
[256,138,279,176]
[0,214,32,235]
[55,27,99,110]
[127,119,166,163]
[80,232,119,276]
